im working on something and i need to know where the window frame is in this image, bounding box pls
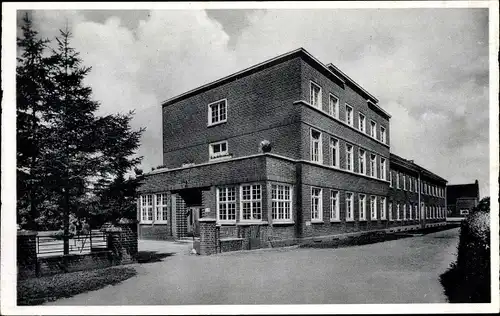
[359,194,367,221]
[345,192,354,221]
[140,194,154,223]
[388,201,393,221]
[345,104,354,126]
[209,140,229,161]
[216,186,238,224]
[329,137,339,168]
[370,120,377,139]
[370,195,377,220]
[380,197,387,220]
[310,129,323,164]
[271,184,293,223]
[310,81,322,109]
[370,154,377,178]
[207,98,228,126]
[240,184,263,222]
[380,157,386,180]
[380,126,387,144]
[311,187,323,222]
[358,112,366,133]
[155,193,169,223]
[330,190,340,221]
[345,144,354,171]
[328,93,339,119]
[358,149,366,175]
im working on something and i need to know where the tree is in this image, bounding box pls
[16,13,53,230]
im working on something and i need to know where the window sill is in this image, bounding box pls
[139,221,153,224]
[237,221,269,226]
[153,221,169,224]
[207,120,227,128]
[217,221,237,226]
[345,219,355,223]
[209,155,232,161]
[311,220,324,224]
[329,219,341,223]
[272,221,295,225]
[358,219,367,222]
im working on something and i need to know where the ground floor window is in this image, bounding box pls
[346,192,354,221]
[380,197,386,220]
[217,187,237,222]
[414,204,419,220]
[140,194,154,222]
[396,203,400,220]
[272,184,292,222]
[331,190,340,221]
[155,193,168,222]
[388,202,393,221]
[370,196,377,220]
[359,194,366,220]
[311,187,323,221]
[241,184,262,221]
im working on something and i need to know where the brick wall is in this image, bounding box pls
[17,231,37,279]
[138,224,173,240]
[199,218,218,255]
[37,251,113,277]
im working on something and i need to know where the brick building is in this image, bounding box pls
[446,180,480,218]
[137,48,447,246]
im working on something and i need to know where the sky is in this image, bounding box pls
[15,7,491,197]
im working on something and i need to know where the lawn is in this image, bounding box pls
[17,266,137,305]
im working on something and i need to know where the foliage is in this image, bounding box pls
[440,197,491,303]
[17,267,137,305]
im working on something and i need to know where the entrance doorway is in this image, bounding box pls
[187,207,201,237]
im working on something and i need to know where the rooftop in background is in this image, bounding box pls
[447,180,480,204]
[161,47,391,119]
[389,153,447,183]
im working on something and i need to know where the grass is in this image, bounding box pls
[17,266,137,305]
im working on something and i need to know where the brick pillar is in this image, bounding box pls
[107,219,138,265]
[199,218,218,255]
[17,230,38,279]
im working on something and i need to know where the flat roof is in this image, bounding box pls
[161,47,389,118]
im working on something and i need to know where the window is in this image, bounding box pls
[329,94,339,118]
[346,192,354,221]
[330,137,339,167]
[359,194,366,220]
[241,184,262,221]
[370,120,377,138]
[415,204,419,220]
[140,194,154,222]
[402,174,406,190]
[310,82,322,108]
[370,154,377,178]
[415,179,419,193]
[359,113,366,132]
[330,190,340,221]
[346,144,354,171]
[209,141,229,160]
[155,193,168,222]
[389,202,393,221]
[311,187,323,221]
[403,204,407,220]
[409,203,413,220]
[310,129,323,163]
[380,126,387,143]
[358,149,366,175]
[380,158,387,180]
[390,171,393,187]
[396,172,400,189]
[396,203,401,220]
[208,99,227,126]
[271,184,292,222]
[217,187,237,222]
[370,196,377,220]
[345,104,353,126]
[380,197,387,220]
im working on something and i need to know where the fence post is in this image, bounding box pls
[17,230,38,279]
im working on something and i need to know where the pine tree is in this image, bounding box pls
[16,13,52,230]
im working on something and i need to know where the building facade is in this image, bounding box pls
[137,48,447,245]
[446,180,480,218]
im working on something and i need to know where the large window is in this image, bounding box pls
[402,174,406,190]
[396,203,401,220]
[409,203,413,220]
[209,141,229,160]
[380,197,387,220]
[358,149,366,175]
[389,202,393,221]
[311,187,323,221]
[329,94,339,118]
[208,99,227,126]
[370,154,377,178]
[271,184,292,222]
[345,104,353,126]
[330,190,340,221]
[310,129,323,163]
[380,126,387,143]
[330,137,339,167]
[155,193,168,222]
[346,144,354,171]
[359,194,366,220]
[359,113,366,133]
[310,82,322,108]
[370,120,377,138]
[140,194,154,222]
[403,204,407,220]
[380,158,386,180]
[241,184,262,221]
[370,196,377,220]
[346,192,354,221]
[217,187,237,222]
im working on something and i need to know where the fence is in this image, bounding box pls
[36,230,108,257]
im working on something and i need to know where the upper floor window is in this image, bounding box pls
[370,154,377,178]
[209,141,229,160]
[217,186,237,222]
[329,94,339,118]
[330,190,340,221]
[271,184,292,222]
[402,174,406,190]
[359,113,366,133]
[370,120,377,139]
[346,144,354,171]
[380,158,386,180]
[311,187,323,222]
[330,137,339,168]
[310,129,323,163]
[241,184,262,221]
[345,104,353,126]
[208,99,227,126]
[359,194,366,220]
[310,81,322,109]
[390,171,393,187]
[396,172,400,189]
[358,149,366,175]
[380,126,387,143]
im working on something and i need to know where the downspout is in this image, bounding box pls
[418,170,422,227]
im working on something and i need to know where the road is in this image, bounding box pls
[46,228,459,305]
